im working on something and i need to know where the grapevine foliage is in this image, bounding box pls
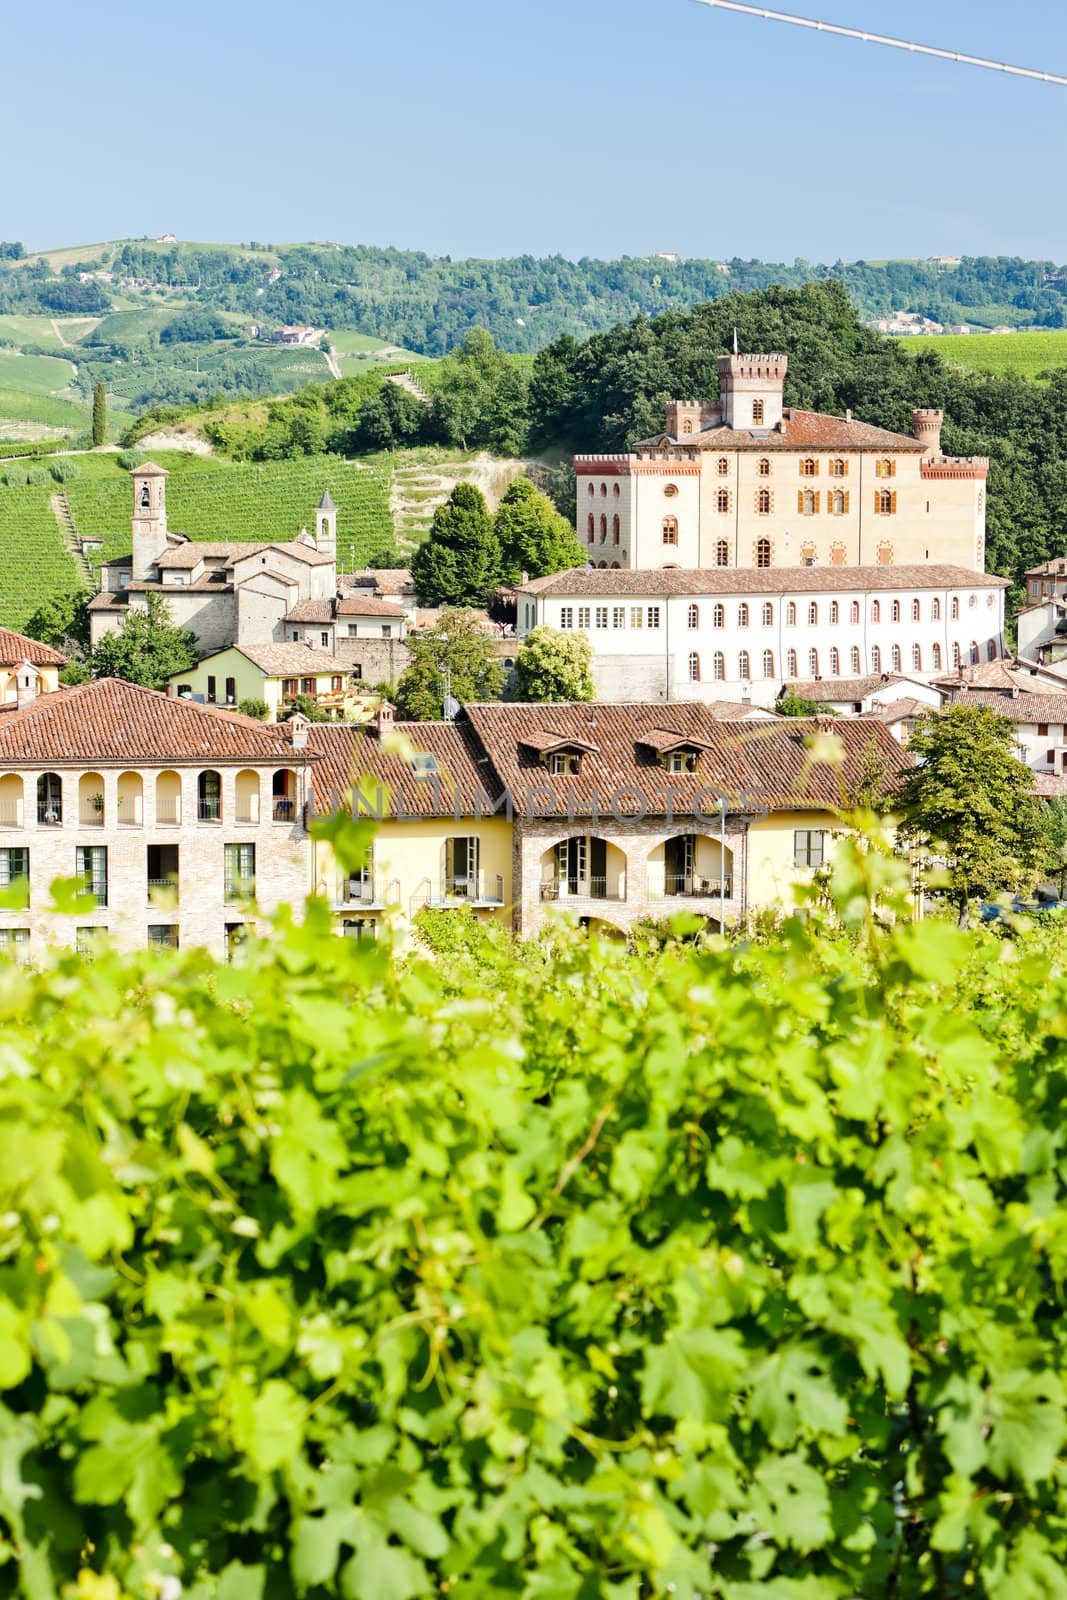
[1,839,1067,1598]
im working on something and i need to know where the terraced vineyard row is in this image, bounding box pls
[0,487,84,628]
[66,454,395,565]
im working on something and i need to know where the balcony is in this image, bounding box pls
[156,807,181,826]
[539,876,624,902]
[197,800,222,823]
[272,798,296,824]
[424,873,505,908]
[337,875,397,909]
[78,805,105,828]
[148,878,180,908]
[37,801,62,827]
[654,874,733,900]
[0,804,21,827]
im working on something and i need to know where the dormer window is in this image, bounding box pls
[667,750,699,774]
[548,751,580,775]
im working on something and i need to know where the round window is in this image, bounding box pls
[663,483,679,498]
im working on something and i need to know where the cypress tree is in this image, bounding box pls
[91,382,107,447]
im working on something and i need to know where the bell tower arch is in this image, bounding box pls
[130,461,169,581]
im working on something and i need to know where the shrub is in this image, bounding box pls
[23,468,49,488]
[115,449,144,470]
[48,458,80,483]
[238,696,270,720]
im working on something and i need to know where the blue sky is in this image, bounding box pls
[4,0,1064,262]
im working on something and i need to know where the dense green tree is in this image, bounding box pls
[89,594,197,690]
[91,381,107,447]
[395,608,504,719]
[24,590,90,654]
[410,483,501,606]
[1043,795,1067,897]
[898,702,1046,922]
[777,692,836,718]
[352,382,430,451]
[513,624,594,702]
[430,328,529,454]
[278,693,330,723]
[238,697,269,721]
[493,477,584,583]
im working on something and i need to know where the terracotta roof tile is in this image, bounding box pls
[335,597,406,618]
[284,600,336,624]
[0,629,66,667]
[232,644,349,676]
[634,408,928,453]
[0,679,298,765]
[521,565,1007,598]
[945,689,1067,723]
[307,721,500,816]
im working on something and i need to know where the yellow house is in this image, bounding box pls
[0,630,65,703]
[170,643,356,721]
[305,702,907,944]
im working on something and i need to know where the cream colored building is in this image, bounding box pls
[575,351,988,575]
[0,678,313,960]
[0,629,65,702]
[170,643,357,721]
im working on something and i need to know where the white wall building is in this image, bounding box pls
[573,351,989,576]
[518,566,1008,708]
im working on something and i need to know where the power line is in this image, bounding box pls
[688,0,1067,87]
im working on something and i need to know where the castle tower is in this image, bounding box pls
[315,489,337,563]
[912,408,944,457]
[716,352,788,431]
[664,399,723,439]
[130,461,169,581]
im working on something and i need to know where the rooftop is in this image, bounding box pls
[636,407,930,454]
[0,629,66,668]
[521,565,1008,598]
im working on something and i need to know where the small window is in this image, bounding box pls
[578,606,591,629]
[786,602,797,626]
[891,645,902,671]
[830,458,847,477]
[831,490,846,514]
[890,599,900,623]
[786,649,798,677]
[911,599,921,622]
[829,601,839,624]
[807,602,818,626]
[829,647,840,676]
[717,457,729,476]
[225,676,236,703]
[716,488,731,514]
[682,418,693,435]
[687,604,699,629]
[668,750,698,773]
[587,514,594,539]
[761,602,773,626]
[601,482,608,496]
[716,539,729,567]
[662,517,678,546]
[850,601,860,624]
[850,646,861,672]
[647,607,661,629]
[932,643,942,669]
[76,845,108,907]
[0,929,29,960]
[876,490,896,515]
[560,607,573,630]
[970,641,979,665]
[712,604,725,629]
[600,514,608,542]
[801,489,816,515]
[595,606,608,629]
[951,596,960,620]
[756,490,771,516]
[953,642,961,668]
[794,829,826,869]
[663,483,679,498]
[871,601,881,624]
[613,483,620,497]
[755,536,771,567]
[912,644,922,670]
[987,641,997,661]
[630,607,643,630]
[808,648,819,676]
[762,649,774,678]
[688,652,702,683]
[224,842,256,903]
[206,675,217,703]
[968,593,978,610]
[758,458,771,477]
[588,483,595,497]
[613,607,625,628]
[875,458,896,479]
[752,399,765,424]
[738,649,751,679]
[0,848,29,906]
[612,515,620,544]
[799,458,818,478]
[871,645,881,672]
[738,603,749,627]
[548,752,580,775]
[301,678,314,695]
[148,925,179,950]
[712,652,725,681]
[283,677,298,697]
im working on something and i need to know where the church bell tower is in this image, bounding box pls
[315,488,337,564]
[130,461,169,581]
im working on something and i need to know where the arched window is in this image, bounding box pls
[762,650,774,678]
[932,643,942,670]
[802,489,816,514]
[877,489,894,514]
[911,598,921,621]
[831,490,845,514]
[752,399,765,424]
[139,484,150,509]
[587,514,594,539]
[37,772,62,825]
[755,536,771,566]
[662,516,678,546]
[829,601,839,625]
[830,458,847,477]
[761,602,773,626]
[807,602,818,625]
[757,490,771,516]
[800,457,817,478]
[716,539,729,567]
[952,642,961,668]
[871,645,881,672]
[987,641,997,661]
[871,601,881,623]
[891,599,901,623]
[688,652,701,682]
[891,644,902,671]
[198,770,222,822]
[970,641,979,665]
[687,603,699,629]
[932,597,941,620]
[951,596,960,619]
[808,649,819,676]
[738,603,749,627]
[600,482,608,496]
[588,483,595,497]
[600,514,608,542]
[850,601,860,624]
[612,514,620,544]
[712,652,725,681]
[739,650,751,678]
[830,646,840,676]
[786,602,797,626]
[875,458,895,479]
[758,457,771,477]
[717,456,729,476]
[716,488,731,513]
[613,483,620,496]
[712,603,725,629]
[682,418,693,435]
[850,646,861,672]
[786,649,798,676]
[912,644,922,670]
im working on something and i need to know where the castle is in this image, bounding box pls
[574,352,989,575]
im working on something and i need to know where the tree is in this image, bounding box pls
[238,697,269,721]
[514,625,594,702]
[493,477,584,583]
[429,328,529,455]
[1044,795,1067,897]
[410,483,501,606]
[89,594,197,690]
[352,382,430,451]
[24,590,90,654]
[91,381,107,447]
[849,728,894,813]
[777,691,836,717]
[395,608,504,719]
[278,693,330,723]
[898,702,1046,922]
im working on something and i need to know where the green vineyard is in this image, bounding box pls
[0,487,84,629]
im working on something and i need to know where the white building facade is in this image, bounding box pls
[518,566,1008,708]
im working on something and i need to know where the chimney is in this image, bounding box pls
[165,682,176,697]
[912,408,944,456]
[374,699,396,738]
[288,711,309,750]
[15,663,37,709]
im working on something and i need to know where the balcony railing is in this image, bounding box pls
[655,874,734,900]
[337,874,398,907]
[539,876,624,902]
[423,873,505,907]
[37,801,62,826]
[148,878,179,907]
[272,798,296,823]
[78,805,105,827]
[197,800,222,822]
